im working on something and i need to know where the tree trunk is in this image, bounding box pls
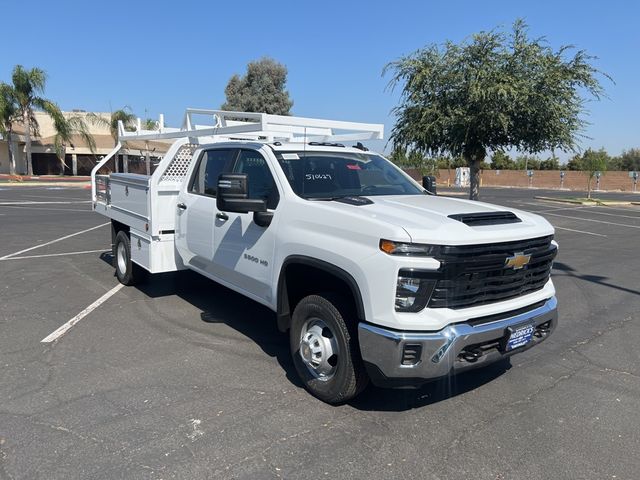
[145,141,150,176]
[466,146,486,201]
[469,159,481,200]
[6,129,16,176]
[24,110,33,176]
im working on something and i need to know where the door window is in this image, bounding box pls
[233,150,280,209]
[189,149,237,196]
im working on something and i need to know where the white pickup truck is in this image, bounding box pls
[91,109,558,404]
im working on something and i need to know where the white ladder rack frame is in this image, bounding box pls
[116,109,384,143]
[91,108,384,207]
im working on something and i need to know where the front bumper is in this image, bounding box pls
[358,297,557,388]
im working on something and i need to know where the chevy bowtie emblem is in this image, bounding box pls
[505,252,531,270]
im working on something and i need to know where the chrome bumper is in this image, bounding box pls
[358,297,558,387]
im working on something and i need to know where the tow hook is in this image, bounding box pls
[460,348,482,363]
[534,322,551,338]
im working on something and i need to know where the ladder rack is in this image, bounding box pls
[117,109,384,144]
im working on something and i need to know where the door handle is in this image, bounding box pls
[216,212,229,221]
[177,202,187,210]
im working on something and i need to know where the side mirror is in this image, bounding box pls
[422,175,437,195]
[217,173,267,213]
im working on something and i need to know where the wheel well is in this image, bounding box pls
[277,258,365,332]
[111,220,130,254]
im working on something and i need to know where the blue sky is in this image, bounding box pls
[1,0,638,160]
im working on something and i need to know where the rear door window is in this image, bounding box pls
[232,150,280,209]
[189,149,237,197]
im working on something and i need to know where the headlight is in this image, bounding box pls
[395,270,437,312]
[380,239,441,256]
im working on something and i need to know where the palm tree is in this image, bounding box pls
[108,108,136,146]
[86,107,137,173]
[143,118,159,130]
[11,65,55,176]
[49,109,98,175]
[0,83,19,175]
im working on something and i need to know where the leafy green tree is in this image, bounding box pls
[580,148,609,198]
[515,155,541,170]
[490,151,515,170]
[540,155,560,170]
[10,65,59,175]
[0,83,19,175]
[614,149,640,171]
[222,57,293,115]
[389,146,438,177]
[384,19,609,200]
[566,154,583,171]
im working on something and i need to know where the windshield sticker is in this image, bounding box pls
[346,164,361,170]
[281,153,300,160]
[305,174,332,181]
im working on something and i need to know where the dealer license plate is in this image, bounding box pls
[506,324,535,351]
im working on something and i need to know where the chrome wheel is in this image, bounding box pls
[299,318,339,381]
[116,241,127,275]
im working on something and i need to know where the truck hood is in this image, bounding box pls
[328,194,554,245]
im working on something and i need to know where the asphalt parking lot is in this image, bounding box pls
[1,185,639,480]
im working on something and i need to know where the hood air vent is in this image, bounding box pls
[448,211,522,226]
[334,196,374,206]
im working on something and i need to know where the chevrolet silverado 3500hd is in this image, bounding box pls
[91,109,558,404]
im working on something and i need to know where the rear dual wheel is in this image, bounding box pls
[290,294,368,404]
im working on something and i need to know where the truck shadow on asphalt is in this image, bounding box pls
[351,361,511,411]
[553,262,640,297]
[100,253,513,411]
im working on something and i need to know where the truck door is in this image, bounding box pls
[175,148,238,271]
[212,148,280,305]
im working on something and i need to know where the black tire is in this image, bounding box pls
[290,293,368,404]
[113,230,142,286]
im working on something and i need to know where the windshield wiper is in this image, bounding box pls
[305,195,374,206]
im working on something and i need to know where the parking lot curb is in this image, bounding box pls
[534,196,632,206]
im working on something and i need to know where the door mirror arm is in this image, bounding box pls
[253,211,273,228]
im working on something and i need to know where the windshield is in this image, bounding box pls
[275,151,424,199]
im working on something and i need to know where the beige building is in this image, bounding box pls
[0,111,169,176]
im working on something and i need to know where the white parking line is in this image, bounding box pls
[0,249,108,261]
[22,194,89,201]
[553,226,607,237]
[0,222,110,260]
[0,205,92,213]
[572,209,640,220]
[542,212,640,229]
[41,284,124,343]
[0,200,91,205]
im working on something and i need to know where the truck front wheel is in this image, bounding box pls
[114,231,141,286]
[290,294,368,404]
